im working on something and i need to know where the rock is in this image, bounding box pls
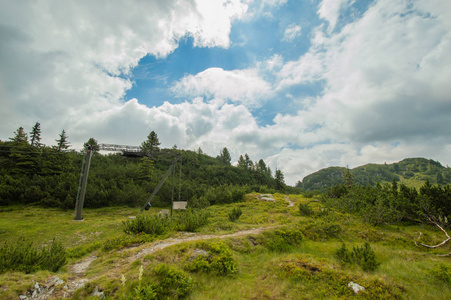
[128,216,136,219]
[348,281,365,294]
[258,194,276,202]
[260,197,276,202]
[259,194,274,198]
[19,295,27,300]
[91,286,105,299]
[51,276,64,286]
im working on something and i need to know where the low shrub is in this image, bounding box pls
[0,238,66,274]
[185,241,237,275]
[299,202,314,216]
[228,207,242,222]
[173,208,210,232]
[123,209,210,235]
[263,226,304,252]
[302,222,342,240]
[122,214,172,235]
[187,196,210,209]
[335,242,380,272]
[153,264,193,299]
[353,242,380,272]
[335,243,352,264]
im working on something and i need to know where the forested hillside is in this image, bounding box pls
[298,158,451,191]
[0,125,297,209]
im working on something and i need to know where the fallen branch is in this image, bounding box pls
[415,218,451,256]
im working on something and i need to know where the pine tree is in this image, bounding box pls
[55,130,70,151]
[9,127,28,144]
[257,159,267,173]
[244,153,252,170]
[219,147,231,165]
[275,168,285,190]
[342,168,354,189]
[237,155,247,168]
[9,127,38,174]
[141,131,161,155]
[29,122,42,147]
[138,156,154,180]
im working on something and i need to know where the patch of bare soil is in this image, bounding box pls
[71,255,97,275]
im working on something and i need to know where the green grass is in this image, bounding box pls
[1,194,451,299]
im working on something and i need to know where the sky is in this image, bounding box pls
[1,0,451,185]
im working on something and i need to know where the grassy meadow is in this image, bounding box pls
[1,194,451,299]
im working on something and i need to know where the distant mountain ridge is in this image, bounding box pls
[297,158,451,191]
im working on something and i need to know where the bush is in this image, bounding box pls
[187,196,210,209]
[263,226,304,252]
[302,222,342,241]
[335,242,380,272]
[173,208,210,232]
[185,241,237,275]
[299,202,314,216]
[153,264,193,299]
[228,207,242,222]
[335,243,352,264]
[122,214,172,235]
[352,242,380,272]
[0,238,67,274]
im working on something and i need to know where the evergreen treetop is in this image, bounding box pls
[29,122,42,147]
[56,130,70,151]
[141,131,161,155]
[9,127,28,144]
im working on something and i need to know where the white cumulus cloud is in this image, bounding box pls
[172,67,272,107]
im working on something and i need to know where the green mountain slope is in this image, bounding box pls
[298,158,451,191]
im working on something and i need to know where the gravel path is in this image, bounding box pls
[127,226,274,262]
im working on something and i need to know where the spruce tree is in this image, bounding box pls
[237,155,246,168]
[219,147,231,165]
[9,127,28,144]
[275,168,285,190]
[244,153,252,170]
[29,122,42,147]
[140,131,161,155]
[56,130,70,151]
[257,159,267,173]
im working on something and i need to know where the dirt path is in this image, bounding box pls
[285,196,295,207]
[127,226,274,262]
